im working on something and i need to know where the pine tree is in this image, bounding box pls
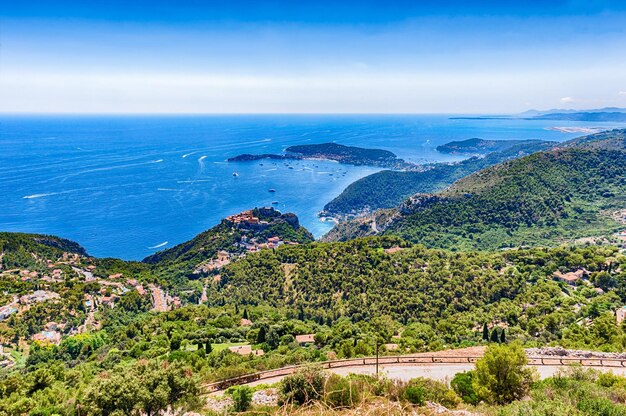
[490,328,499,343]
[482,323,489,341]
[500,329,506,343]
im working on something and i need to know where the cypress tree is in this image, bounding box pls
[482,323,489,341]
[490,328,499,343]
[500,329,506,343]
[257,326,267,344]
[205,341,212,354]
[242,309,249,320]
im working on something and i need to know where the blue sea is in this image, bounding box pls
[1,114,623,260]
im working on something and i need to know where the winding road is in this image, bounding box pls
[207,347,626,393]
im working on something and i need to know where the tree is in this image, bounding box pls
[482,323,489,341]
[242,309,249,320]
[205,341,212,354]
[267,327,280,350]
[170,333,182,351]
[473,343,535,405]
[500,329,506,344]
[451,371,479,405]
[83,360,198,416]
[231,386,253,412]
[490,328,499,343]
[256,326,267,344]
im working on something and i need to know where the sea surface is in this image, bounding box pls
[1,114,623,260]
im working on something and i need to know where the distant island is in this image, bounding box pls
[436,138,549,155]
[229,142,415,169]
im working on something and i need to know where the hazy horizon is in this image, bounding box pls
[2,0,626,114]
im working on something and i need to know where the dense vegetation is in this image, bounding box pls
[143,207,314,278]
[229,142,412,168]
[2,129,626,414]
[213,237,626,351]
[326,130,626,248]
[322,140,554,217]
[436,138,550,154]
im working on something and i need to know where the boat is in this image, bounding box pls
[271,201,279,205]
[268,189,276,193]
[232,172,239,177]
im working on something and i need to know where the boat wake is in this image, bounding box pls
[148,241,168,249]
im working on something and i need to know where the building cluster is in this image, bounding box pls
[237,235,297,253]
[225,210,271,230]
[149,284,180,312]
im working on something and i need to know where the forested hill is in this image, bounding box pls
[324,129,626,249]
[321,140,555,218]
[436,138,549,154]
[0,232,88,269]
[229,142,413,168]
[214,237,625,327]
[143,207,314,275]
[559,128,626,151]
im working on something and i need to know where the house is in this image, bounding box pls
[108,273,123,280]
[240,318,253,326]
[228,345,264,356]
[295,334,316,345]
[135,285,146,296]
[33,331,61,345]
[553,269,585,285]
[229,345,252,355]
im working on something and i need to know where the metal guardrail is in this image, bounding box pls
[205,355,626,393]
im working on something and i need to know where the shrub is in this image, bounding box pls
[403,377,460,408]
[231,386,253,412]
[473,343,536,405]
[279,366,326,405]
[324,374,362,408]
[403,385,426,405]
[451,371,479,405]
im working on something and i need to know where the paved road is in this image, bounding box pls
[216,362,626,392]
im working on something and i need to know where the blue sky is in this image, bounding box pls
[2,1,626,113]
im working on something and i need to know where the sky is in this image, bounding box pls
[1,0,626,114]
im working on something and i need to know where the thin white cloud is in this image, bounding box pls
[560,96,575,104]
[619,91,626,96]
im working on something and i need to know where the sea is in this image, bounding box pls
[1,114,624,260]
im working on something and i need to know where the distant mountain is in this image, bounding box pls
[532,112,626,122]
[324,129,626,249]
[519,107,626,116]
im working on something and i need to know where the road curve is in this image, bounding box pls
[207,352,626,393]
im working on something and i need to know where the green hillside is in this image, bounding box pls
[322,140,555,218]
[0,232,88,270]
[143,207,314,277]
[324,129,626,249]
